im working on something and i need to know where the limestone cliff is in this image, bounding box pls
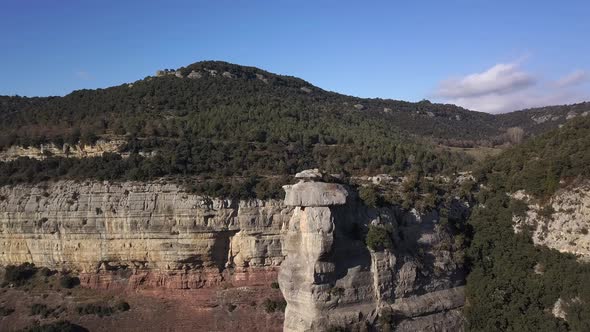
[278,171,466,331]
[0,181,291,289]
[513,183,590,259]
[0,140,128,161]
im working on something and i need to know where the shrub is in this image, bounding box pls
[77,300,130,317]
[115,300,130,312]
[270,282,280,289]
[76,303,114,317]
[359,185,381,207]
[38,267,55,277]
[366,225,393,251]
[4,262,37,285]
[22,320,88,332]
[0,306,14,316]
[262,298,287,313]
[30,303,54,318]
[59,275,80,289]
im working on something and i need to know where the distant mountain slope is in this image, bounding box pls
[496,102,590,137]
[0,61,587,190]
[0,61,494,145]
[476,114,590,197]
[1,61,587,149]
[0,61,479,190]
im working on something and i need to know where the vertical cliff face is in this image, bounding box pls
[0,181,292,289]
[279,172,375,331]
[278,170,466,331]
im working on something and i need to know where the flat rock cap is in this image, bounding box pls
[283,181,348,207]
[295,169,323,180]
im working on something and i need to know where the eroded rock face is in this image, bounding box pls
[0,140,127,161]
[280,179,373,331]
[278,173,466,331]
[512,183,590,259]
[0,181,291,289]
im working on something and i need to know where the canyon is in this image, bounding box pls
[0,170,467,331]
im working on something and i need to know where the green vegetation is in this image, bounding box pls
[358,185,381,207]
[59,275,80,289]
[465,189,590,331]
[76,301,130,317]
[0,61,504,150]
[474,115,590,198]
[76,303,114,317]
[29,303,65,318]
[21,320,88,332]
[465,116,590,331]
[262,298,287,313]
[4,262,37,286]
[0,61,479,197]
[2,61,590,330]
[366,225,394,251]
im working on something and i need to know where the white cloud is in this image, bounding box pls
[437,62,535,98]
[555,69,588,88]
[447,90,583,114]
[434,61,590,113]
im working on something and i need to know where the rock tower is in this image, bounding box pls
[279,169,375,331]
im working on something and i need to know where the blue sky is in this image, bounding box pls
[1,0,589,113]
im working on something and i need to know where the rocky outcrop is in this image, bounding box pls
[512,183,590,259]
[0,140,126,161]
[387,287,465,331]
[278,172,466,331]
[279,178,374,331]
[283,181,347,207]
[187,70,203,79]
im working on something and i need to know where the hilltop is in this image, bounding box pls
[2,61,587,148]
[0,61,588,193]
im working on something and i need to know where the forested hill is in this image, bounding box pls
[0,61,481,192]
[0,61,588,191]
[1,60,499,147]
[495,102,590,138]
[1,61,588,149]
[466,115,590,331]
[475,114,590,198]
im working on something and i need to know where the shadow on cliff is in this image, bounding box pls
[328,198,374,284]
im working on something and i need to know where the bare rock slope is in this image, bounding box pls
[513,183,590,259]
